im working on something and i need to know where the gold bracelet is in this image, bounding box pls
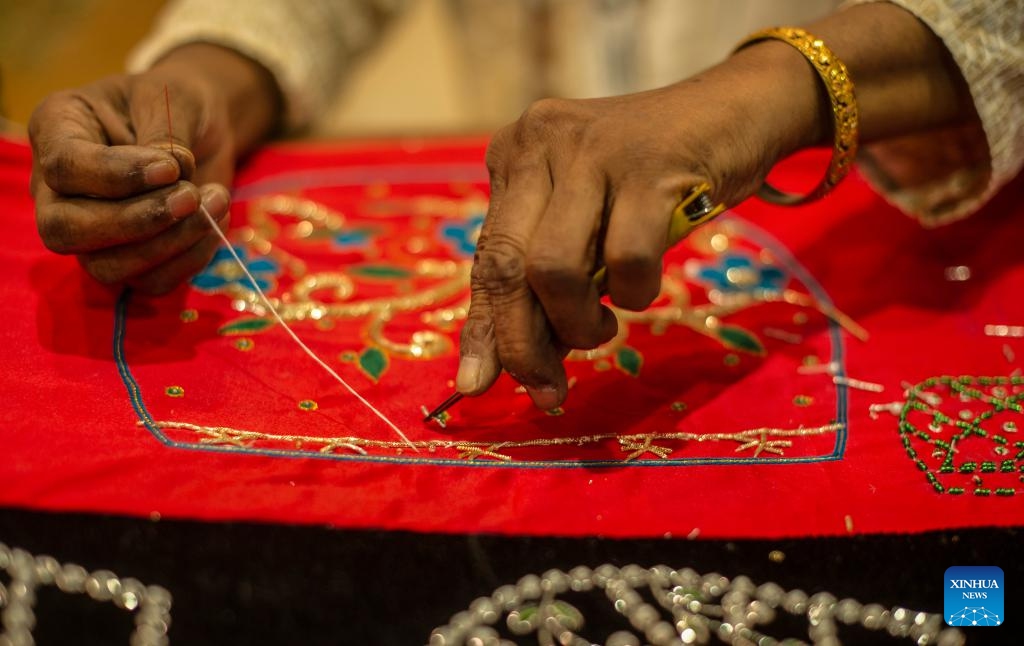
[734,27,859,206]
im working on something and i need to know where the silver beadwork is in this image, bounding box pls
[0,544,172,646]
[432,564,963,645]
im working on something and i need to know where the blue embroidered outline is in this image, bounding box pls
[115,185,848,468]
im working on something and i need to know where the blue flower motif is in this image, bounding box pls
[332,228,374,250]
[192,246,280,292]
[690,252,787,294]
[439,214,485,257]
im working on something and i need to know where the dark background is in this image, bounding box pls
[0,508,1018,645]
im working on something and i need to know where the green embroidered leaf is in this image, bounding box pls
[358,346,389,383]
[715,324,766,355]
[614,346,643,377]
[218,317,276,336]
[350,264,411,279]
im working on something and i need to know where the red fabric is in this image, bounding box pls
[2,135,1022,538]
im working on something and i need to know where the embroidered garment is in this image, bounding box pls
[2,137,1023,538]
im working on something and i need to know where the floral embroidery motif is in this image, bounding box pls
[194,197,860,386]
[686,252,787,295]
[439,213,485,256]
[131,192,858,465]
[192,246,280,293]
[332,227,376,250]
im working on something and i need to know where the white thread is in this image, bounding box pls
[199,204,417,451]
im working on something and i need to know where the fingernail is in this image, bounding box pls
[166,186,199,219]
[456,356,482,393]
[526,385,560,411]
[200,184,230,216]
[144,160,178,186]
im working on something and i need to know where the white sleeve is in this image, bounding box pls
[842,0,1024,225]
[126,0,406,131]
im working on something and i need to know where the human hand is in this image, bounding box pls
[456,47,826,409]
[29,43,281,295]
[29,65,235,295]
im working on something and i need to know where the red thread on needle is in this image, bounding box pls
[164,85,174,156]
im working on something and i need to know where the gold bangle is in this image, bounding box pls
[734,27,859,206]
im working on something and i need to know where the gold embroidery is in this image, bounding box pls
[206,202,865,378]
[142,420,841,464]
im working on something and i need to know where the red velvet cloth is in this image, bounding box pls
[2,136,1022,538]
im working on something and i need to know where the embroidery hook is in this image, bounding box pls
[423,391,463,423]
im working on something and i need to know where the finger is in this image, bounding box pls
[193,142,235,189]
[526,162,617,349]
[457,289,502,396]
[78,184,230,285]
[29,89,184,198]
[129,227,223,295]
[130,78,202,177]
[473,153,567,409]
[456,172,506,397]
[34,181,201,254]
[604,178,681,311]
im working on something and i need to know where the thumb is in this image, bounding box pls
[130,79,201,180]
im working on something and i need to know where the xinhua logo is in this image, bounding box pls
[944,566,1004,627]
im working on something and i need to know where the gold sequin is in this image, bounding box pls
[793,395,814,407]
[298,400,318,412]
[165,386,184,398]
[405,237,428,254]
[710,233,730,252]
[179,309,198,323]
[723,354,740,367]
[670,402,687,412]
[233,338,255,352]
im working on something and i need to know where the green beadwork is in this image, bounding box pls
[897,375,1022,499]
